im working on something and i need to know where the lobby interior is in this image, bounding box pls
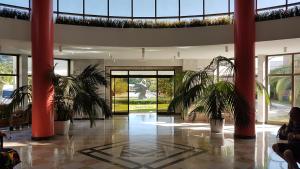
[0,0,300,168]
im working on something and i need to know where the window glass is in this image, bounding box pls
[157,71,175,75]
[0,0,29,7]
[268,55,292,75]
[133,0,155,17]
[0,54,18,101]
[0,76,17,100]
[111,77,129,113]
[111,71,128,75]
[129,77,157,113]
[181,0,203,16]
[205,0,228,15]
[129,71,157,75]
[85,0,107,15]
[295,76,300,107]
[268,76,292,122]
[0,55,17,74]
[59,0,83,13]
[230,0,234,12]
[288,0,300,3]
[54,60,69,76]
[28,58,69,76]
[158,78,174,112]
[157,0,178,17]
[218,59,234,77]
[53,0,57,12]
[294,54,300,74]
[257,0,285,9]
[28,57,32,75]
[110,0,131,17]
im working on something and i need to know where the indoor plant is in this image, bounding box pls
[51,64,111,135]
[169,56,268,133]
[7,64,111,135]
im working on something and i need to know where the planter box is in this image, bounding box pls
[54,120,70,135]
[210,119,225,133]
[184,112,234,124]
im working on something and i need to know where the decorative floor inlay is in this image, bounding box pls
[79,140,205,169]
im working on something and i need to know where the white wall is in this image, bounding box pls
[104,59,182,67]
[0,17,300,47]
[182,59,212,71]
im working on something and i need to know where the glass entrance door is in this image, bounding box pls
[111,70,175,114]
[129,78,157,113]
[111,77,129,114]
[157,77,174,113]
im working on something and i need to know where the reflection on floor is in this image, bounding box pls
[1,113,294,169]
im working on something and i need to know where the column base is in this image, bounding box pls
[32,136,54,141]
[234,134,256,139]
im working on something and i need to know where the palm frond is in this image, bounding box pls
[6,85,32,113]
[256,81,270,104]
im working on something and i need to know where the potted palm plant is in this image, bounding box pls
[52,64,111,135]
[169,56,268,133]
[7,64,111,135]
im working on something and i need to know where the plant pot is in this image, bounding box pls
[210,118,225,133]
[54,120,70,135]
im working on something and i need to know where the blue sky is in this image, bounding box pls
[1,0,299,17]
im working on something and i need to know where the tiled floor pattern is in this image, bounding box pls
[1,113,294,169]
[79,140,205,169]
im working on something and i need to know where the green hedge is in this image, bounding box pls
[113,98,171,104]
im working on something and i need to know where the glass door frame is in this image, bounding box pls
[266,53,300,124]
[110,70,176,115]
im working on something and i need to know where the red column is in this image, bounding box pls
[31,0,54,139]
[234,0,256,138]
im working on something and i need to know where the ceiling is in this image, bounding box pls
[0,38,299,60]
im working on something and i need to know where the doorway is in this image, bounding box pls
[111,70,175,115]
[129,78,157,113]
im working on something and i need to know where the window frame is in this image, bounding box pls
[266,53,300,123]
[0,53,20,98]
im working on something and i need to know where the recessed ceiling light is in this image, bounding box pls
[145,49,160,52]
[177,51,181,58]
[177,46,192,49]
[59,45,62,52]
[225,46,229,52]
[142,48,145,59]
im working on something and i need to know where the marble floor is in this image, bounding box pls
[1,113,294,169]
